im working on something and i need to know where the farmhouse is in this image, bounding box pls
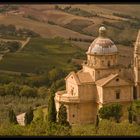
[55,26,140,124]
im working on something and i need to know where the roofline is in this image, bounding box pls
[65,71,81,85]
[96,74,133,87]
[100,73,119,87]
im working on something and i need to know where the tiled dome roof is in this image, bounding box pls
[87,26,118,55]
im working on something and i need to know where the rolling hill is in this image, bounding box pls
[0,4,139,74]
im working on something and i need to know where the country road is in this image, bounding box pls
[17,37,30,52]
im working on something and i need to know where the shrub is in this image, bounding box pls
[37,86,48,98]
[19,86,37,97]
[130,100,140,124]
[0,86,5,96]
[48,21,57,25]
[4,82,21,96]
[8,108,18,124]
[48,68,66,82]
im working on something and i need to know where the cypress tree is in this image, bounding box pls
[47,92,57,123]
[128,111,133,124]
[8,108,18,124]
[128,105,133,124]
[95,114,99,128]
[24,107,34,125]
[50,82,57,94]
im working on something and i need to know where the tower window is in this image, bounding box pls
[115,89,120,99]
[73,114,75,118]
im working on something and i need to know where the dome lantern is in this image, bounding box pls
[99,26,107,37]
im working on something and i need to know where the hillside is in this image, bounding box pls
[0,37,85,73]
[0,4,138,74]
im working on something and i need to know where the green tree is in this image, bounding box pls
[130,100,140,124]
[128,105,133,124]
[24,107,34,125]
[7,41,21,52]
[47,93,57,123]
[55,79,65,90]
[99,103,122,123]
[58,104,70,126]
[8,108,18,124]
[50,82,57,94]
[112,103,122,123]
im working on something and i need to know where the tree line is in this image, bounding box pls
[0,40,21,52]
[0,24,40,38]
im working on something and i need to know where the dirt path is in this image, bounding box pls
[0,38,25,44]
[17,37,30,52]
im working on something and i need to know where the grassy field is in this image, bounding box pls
[0,37,85,73]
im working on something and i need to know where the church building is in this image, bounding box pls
[55,26,140,124]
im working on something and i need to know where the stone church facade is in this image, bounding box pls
[55,26,140,124]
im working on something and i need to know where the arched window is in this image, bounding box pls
[116,92,120,99]
[108,61,110,67]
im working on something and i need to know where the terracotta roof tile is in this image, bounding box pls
[76,71,94,83]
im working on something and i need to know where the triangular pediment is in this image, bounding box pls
[105,76,132,87]
[96,73,133,87]
[65,71,80,85]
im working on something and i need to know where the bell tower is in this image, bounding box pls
[134,30,140,99]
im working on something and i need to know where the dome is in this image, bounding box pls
[87,26,118,55]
